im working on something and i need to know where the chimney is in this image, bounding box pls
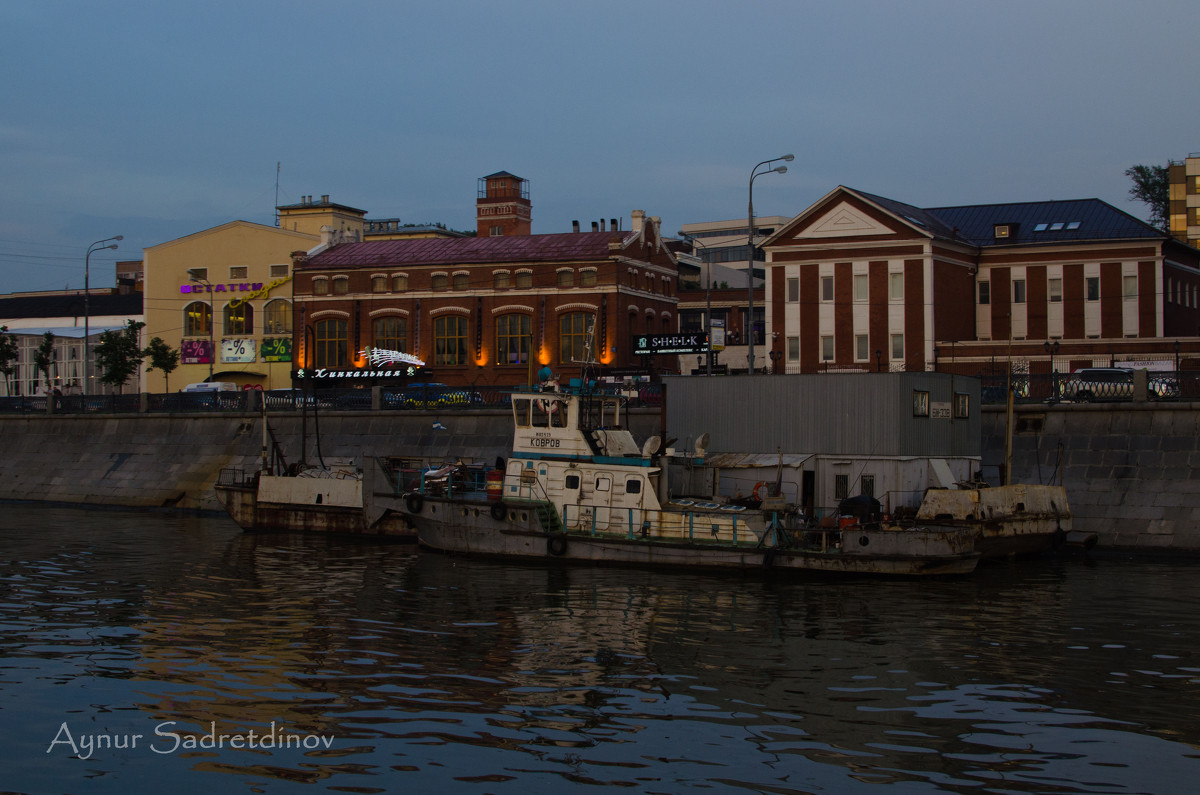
[631,210,645,233]
[592,221,599,232]
[610,218,618,231]
[572,220,580,233]
[321,194,330,204]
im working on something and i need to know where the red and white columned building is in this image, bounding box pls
[761,186,1200,376]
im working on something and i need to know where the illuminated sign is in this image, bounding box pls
[632,333,710,356]
[230,275,292,308]
[360,347,425,368]
[261,338,292,362]
[180,282,263,295]
[181,339,212,364]
[294,366,421,380]
[221,338,257,363]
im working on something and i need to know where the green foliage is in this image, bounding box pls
[142,336,181,393]
[33,331,55,392]
[1125,164,1169,232]
[95,320,146,389]
[0,325,17,393]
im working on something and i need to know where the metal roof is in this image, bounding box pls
[926,198,1163,246]
[303,230,634,269]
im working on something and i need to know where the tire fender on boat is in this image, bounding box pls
[490,502,508,522]
[405,493,424,513]
[547,534,568,557]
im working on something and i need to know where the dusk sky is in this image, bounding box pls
[1,0,1197,294]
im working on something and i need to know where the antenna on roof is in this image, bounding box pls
[274,162,281,227]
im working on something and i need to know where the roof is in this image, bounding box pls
[0,292,143,321]
[302,230,634,269]
[925,198,1164,246]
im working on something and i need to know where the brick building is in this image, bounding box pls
[290,173,679,387]
[761,186,1200,376]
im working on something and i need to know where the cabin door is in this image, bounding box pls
[591,473,613,531]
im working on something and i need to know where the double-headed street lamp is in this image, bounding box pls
[187,268,215,381]
[747,154,792,375]
[84,236,122,395]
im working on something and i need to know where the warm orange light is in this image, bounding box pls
[476,347,488,366]
[538,348,551,366]
[599,336,613,364]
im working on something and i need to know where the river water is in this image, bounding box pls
[2,505,1198,794]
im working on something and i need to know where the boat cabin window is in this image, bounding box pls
[512,397,533,428]
[626,478,642,495]
[550,400,567,427]
[595,475,611,492]
[565,474,581,490]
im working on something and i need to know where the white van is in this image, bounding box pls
[182,382,239,393]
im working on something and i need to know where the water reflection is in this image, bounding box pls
[2,506,1199,792]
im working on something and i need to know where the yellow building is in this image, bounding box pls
[142,219,325,391]
[1169,155,1200,247]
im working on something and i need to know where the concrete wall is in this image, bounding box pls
[982,403,1200,550]
[0,409,661,513]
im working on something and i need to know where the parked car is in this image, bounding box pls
[1057,367,1177,401]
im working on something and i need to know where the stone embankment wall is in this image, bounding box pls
[2,404,1197,549]
[982,403,1200,550]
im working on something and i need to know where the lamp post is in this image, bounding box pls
[747,154,793,375]
[84,236,122,395]
[187,268,215,381]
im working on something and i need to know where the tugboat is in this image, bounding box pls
[401,381,980,576]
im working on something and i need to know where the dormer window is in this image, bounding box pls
[994,224,1012,239]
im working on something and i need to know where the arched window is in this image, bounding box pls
[224,302,253,335]
[313,277,329,295]
[433,315,468,365]
[184,301,211,336]
[559,312,593,364]
[372,275,387,293]
[432,274,448,291]
[333,276,349,295]
[263,299,291,335]
[392,274,408,291]
[496,314,530,365]
[494,271,510,289]
[373,316,407,353]
[453,273,469,290]
[314,319,347,368]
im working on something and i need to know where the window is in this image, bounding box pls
[313,277,329,295]
[891,333,903,361]
[978,281,990,305]
[1123,275,1137,299]
[787,336,800,361]
[821,275,834,302]
[821,336,834,362]
[558,270,574,288]
[433,315,468,365]
[494,271,510,289]
[224,302,253,335]
[565,474,581,490]
[626,478,642,495]
[263,299,291,334]
[559,312,593,364]
[183,301,211,336]
[314,319,347,368]
[889,272,903,301]
[230,266,248,279]
[1167,277,1174,303]
[373,316,407,353]
[372,275,387,293]
[333,277,349,295]
[270,264,288,278]
[1049,278,1062,303]
[1086,276,1100,301]
[913,390,930,417]
[489,225,503,236]
[581,269,597,287]
[392,274,408,292]
[855,334,868,361]
[453,273,469,291]
[432,274,448,291]
[954,393,970,419]
[834,474,849,501]
[1013,279,1026,304]
[496,314,530,365]
[787,277,799,302]
[595,475,611,492]
[854,274,868,302]
[860,475,875,499]
[515,271,532,289]
[189,267,208,281]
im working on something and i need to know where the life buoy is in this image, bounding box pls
[405,493,424,513]
[536,398,560,414]
[547,535,568,556]
[752,481,768,501]
[490,503,507,522]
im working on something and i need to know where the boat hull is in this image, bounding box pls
[407,497,979,576]
[214,482,416,538]
[916,484,1073,559]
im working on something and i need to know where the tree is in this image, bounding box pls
[33,332,56,393]
[142,336,180,393]
[1125,164,1169,233]
[95,320,146,390]
[0,325,17,395]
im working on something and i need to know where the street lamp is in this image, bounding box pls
[187,268,215,381]
[84,236,122,395]
[747,154,792,375]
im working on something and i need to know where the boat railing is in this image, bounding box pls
[216,468,258,488]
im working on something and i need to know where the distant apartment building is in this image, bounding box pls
[760,186,1200,376]
[1169,154,1200,248]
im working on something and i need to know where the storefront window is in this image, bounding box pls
[373,316,407,353]
[559,312,593,364]
[314,319,347,368]
[224,302,253,336]
[434,315,468,365]
[184,301,211,336]
[496,314,530,365]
